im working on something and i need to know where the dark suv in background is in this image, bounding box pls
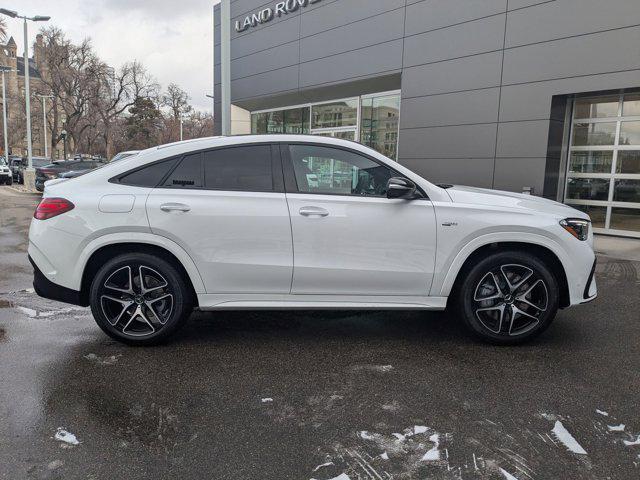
[35,158,106,191]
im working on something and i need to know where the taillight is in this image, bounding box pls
[34,197,75,220]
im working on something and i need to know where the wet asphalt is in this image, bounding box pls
[0,186,639,480]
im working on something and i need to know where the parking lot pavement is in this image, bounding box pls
[1,185,639,480]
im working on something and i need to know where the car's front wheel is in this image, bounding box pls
[455,251,559,345]
[89,253,193,345]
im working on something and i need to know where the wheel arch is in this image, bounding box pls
[442,239,570,309]
[78,240,204,307]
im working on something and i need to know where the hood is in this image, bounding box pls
[445,185,589,220]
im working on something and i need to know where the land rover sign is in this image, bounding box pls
[235,0,322,33]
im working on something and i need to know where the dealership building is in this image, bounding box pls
[214,0,640,237]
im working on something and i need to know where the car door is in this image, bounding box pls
[283,143,437,296]
[146,144,293,294]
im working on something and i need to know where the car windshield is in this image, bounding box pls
[0,158,6,166]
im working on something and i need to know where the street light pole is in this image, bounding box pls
[0,67,15,162]
[36,94,53,158]
[179,116,184,141]
[220,0,231,136]
[0,8,50,190]
[206,94,215,135]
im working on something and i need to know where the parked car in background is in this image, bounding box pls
[35,159,106,192]
[29,135,597,346]
[57,151,140,182]
[10,157,51,184]
[0,157,12,185]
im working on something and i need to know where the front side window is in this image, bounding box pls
[289,145,393,197]
[204,145,273,192]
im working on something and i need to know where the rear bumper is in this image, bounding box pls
[29,255,87,306]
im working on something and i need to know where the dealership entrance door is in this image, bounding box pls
[564,93,640,237]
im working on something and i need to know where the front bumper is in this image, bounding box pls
[29,255,87,306]
[581,259,598,303]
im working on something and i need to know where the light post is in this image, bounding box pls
[60,129,67,160]
[179,116,184,141]
[0,66,15,163]
[36,94,53,159]
[0,8,50,190]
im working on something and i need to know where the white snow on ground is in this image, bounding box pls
[552,421,587,455]
[414,425,428,434]
[261,398,273,403]
[421,434,440,461]
[623,436,640,446]
[380,452,389,460]
[608,424,625,432]
[311,474,350,480]
[16,306,37,317]
[596,409,609,416]
[84,353,121,365]
[312,461,334,472]
[499,467,519,480]
[54,428,80,446]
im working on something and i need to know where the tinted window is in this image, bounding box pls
[204,145,273,192]
[119,158,178,187]
[289,145,393,197]
[163,153,203,188]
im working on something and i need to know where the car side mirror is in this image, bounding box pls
[387,177,419,199]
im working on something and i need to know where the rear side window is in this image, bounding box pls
[163,153,203,188]
[118,158,178,187]
[204,145,273,192]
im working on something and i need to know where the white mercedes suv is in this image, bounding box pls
[28,135,597,346]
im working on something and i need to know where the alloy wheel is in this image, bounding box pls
[99,265,174,337]
[472,264,548,337]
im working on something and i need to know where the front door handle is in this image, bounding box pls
[299,206,329,217]
[160,203,191,213]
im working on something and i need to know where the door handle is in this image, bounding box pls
[160,203,191,213]
[299,206,329,217]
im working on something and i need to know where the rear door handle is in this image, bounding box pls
[299,206,329,217]
[160,203,191,213]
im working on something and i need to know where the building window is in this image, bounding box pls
[564,92,640,236]
[250,91,401,160]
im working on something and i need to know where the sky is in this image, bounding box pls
[3,0,220,112]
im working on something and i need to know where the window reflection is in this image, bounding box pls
[568,151,612,173]
[572,122,617,146]
[574,96,619,119]
[311,100,358,129]
[360,94,400,160]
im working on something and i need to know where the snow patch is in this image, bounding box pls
[16,306,37,317]
[421,434,440,461]
[312,461,334,472]
[261,398,273,403]
[84,353,121,365]
[623,435,640,446]
[499,467,519,480]
[311,475,350,480]
[608,424,625,432]
[552,421,587,455]
[380,452,389,460]
[54,428,80,446]
[414,425,428,434]
[596,409,609,416]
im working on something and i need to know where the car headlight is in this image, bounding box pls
[560,218,590,241]
[44,173,57,179]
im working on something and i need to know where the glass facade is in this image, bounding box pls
[565,93,640,236]
[250,92,401,160]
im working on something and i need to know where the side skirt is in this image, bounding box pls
[196,294,448,311]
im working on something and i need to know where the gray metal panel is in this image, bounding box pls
[300,8,404,63]
[506,0,640,47]
[399,157,495,188]
[403,14,506,68]
[232,64,300,101]
[502,26,640,85]
[493,157,547,195]
[405,0,506,36]
[499,69,640,122]
[402,51,503,98]
[400,88,500,129]
[299,39,403,88]
[231,41,299,80]
[301,0,404,37]
[496,120,551,158]
[399,124,498,159]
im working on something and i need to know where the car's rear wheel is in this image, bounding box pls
[5,177,11,185]
[455,251,559,345]
[89,253,193,346]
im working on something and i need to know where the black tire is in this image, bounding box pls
[454,251,559,345]
[89,253,193,346]
[6,177,12,186]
